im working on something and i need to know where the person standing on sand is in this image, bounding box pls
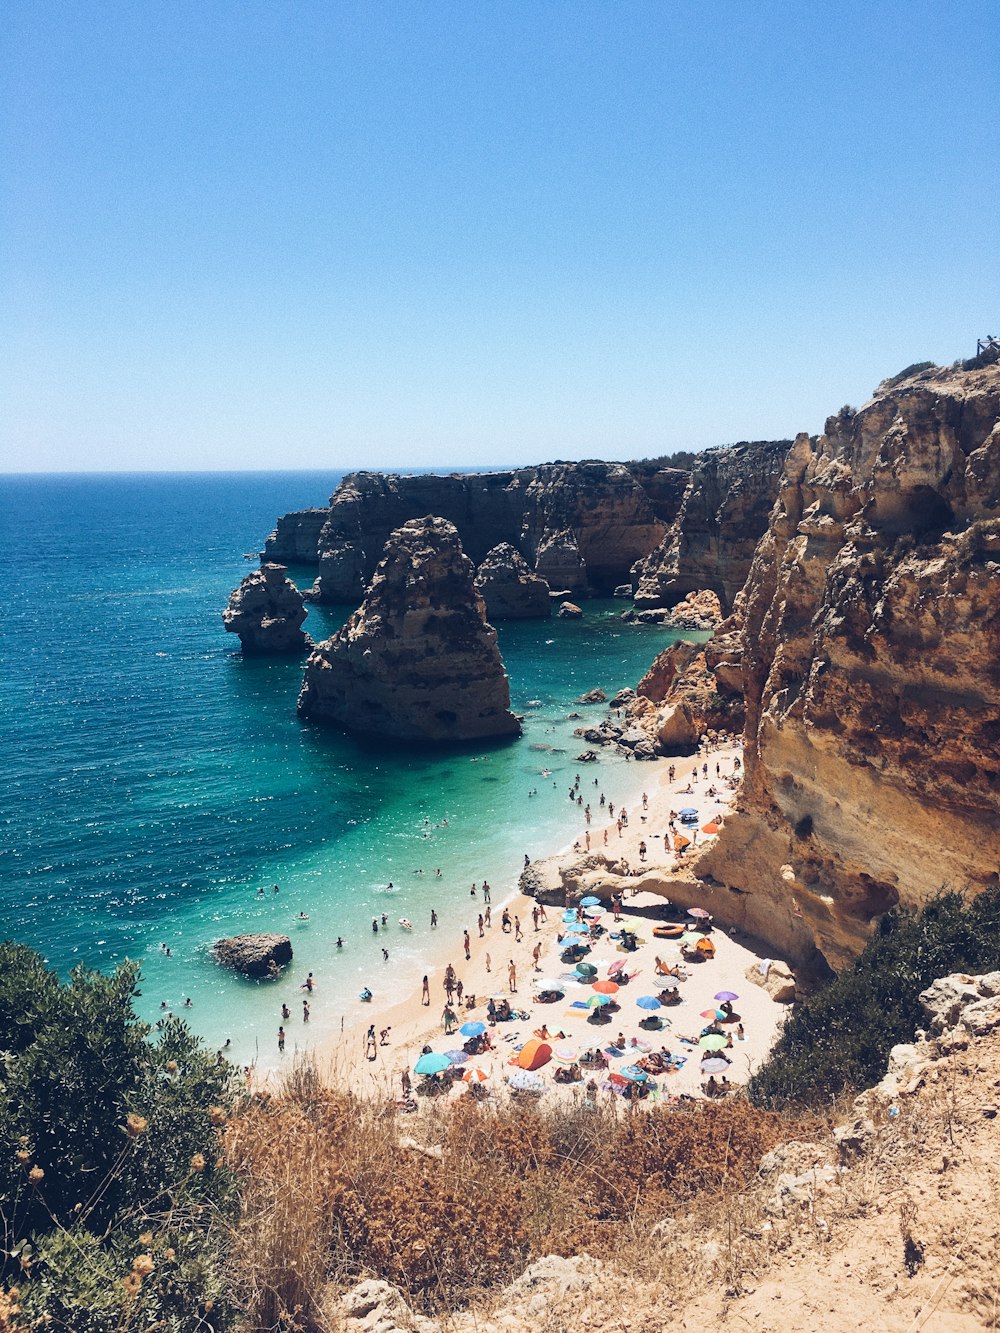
[485,952,491,973]
[421,975,430,1006]
[442,1004,457,1034]
[485,905,492,928]
[464,930,471,959]
[514,916,523,942]
[531,905,540,930]
[278,1026,285,1053]
[478,913,484,938]
[508,960,517,993]
[538,903,547,923]
[532,942,542,971]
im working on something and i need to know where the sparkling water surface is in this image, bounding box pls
[0,472,686,1067]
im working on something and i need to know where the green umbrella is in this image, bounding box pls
[680,932,704,946]
[699,1034,728,1051]
[414,1052,451,1075]
[586,993,613,1008]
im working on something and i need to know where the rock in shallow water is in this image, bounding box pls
[214,933,292,978]
[222,563,312,655]
[474,543,551,620]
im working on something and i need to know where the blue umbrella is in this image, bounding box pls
[460,1021,486,1037]
[587,993,613,1008]
[445,1049,468,1064]
[636,995,662,1011]
[580,895,601,907]
[678,807,698,816]
[414,1052,451,1076]
[621,1065,648,1083]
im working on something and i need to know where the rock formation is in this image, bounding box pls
[694,362,1000,972]
[262,509,329,565]
[269,462,674,603]
[626,636,745,752]
[474,544,551,620]
[298,516,521,743]
[214,933,292,978]
[632,440,791,611]
[222,564,312,655]
[622,588,724,628]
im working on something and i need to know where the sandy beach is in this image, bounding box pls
[274,739,791,1106]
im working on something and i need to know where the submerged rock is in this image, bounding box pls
[222,564,312,655]
[474,543,551,620]
[298,516,521,743]
[214,933,292,978]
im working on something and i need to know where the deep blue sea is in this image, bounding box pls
[0,472,684,1067]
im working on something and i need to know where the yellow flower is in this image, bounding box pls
[16,1150,30,1165]
[132,1254,154,1277]
[190,1152,206,1173]
[138,1232,153,1247]
[28,1166,44,1184]
[208,1105,227,1126]
[165,1060,178,1074]
[121,1272,142,1297]
[126,1113,148,1139]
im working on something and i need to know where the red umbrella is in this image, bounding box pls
[592,979,620,995]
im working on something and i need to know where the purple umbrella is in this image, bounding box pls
[714,991,739,1003]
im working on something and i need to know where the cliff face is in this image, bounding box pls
[632,440,790,611]
[474,544,551,620]
[222,564,312,655]
[262,509,329,565]
[298,517,521,743]
[278,462,674,603]
[699,364,1000,972]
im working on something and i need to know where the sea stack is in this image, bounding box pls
[298,516,521,743]
[474,543,551,619]
[222,564,312,655]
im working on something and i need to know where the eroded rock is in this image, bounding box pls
[214,933,292,978]
[474,544,551,620]
[222,564,312,655]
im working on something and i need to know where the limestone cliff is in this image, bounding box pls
[474,544,551,620]
[277,462,673,603]
[298,517,521,743]
[261,509,329,565]
[697,362,1000,972]
[632,439,791,611]
[222,564,312,655]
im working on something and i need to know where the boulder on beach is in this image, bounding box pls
[745,958,796,1003]
[214,933,293,978]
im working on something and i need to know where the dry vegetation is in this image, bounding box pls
[224,1060,809,1330]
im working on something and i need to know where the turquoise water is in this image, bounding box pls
[0,473,682,1067]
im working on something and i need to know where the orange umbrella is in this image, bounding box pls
[674,834,691,851]
[592,979,620,995]
[702,822,720,835]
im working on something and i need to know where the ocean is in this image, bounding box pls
[0,471,689,1067]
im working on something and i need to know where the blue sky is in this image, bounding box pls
[3,1,998,471]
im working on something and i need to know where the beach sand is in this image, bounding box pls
[270,742,791,1105]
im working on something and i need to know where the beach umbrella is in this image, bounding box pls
[714,991,739,1003]
[575,963,598,978]
[700,1008,727,1021]
[445,1049,468,1065]
[592,979,619,995]
[620,1065,648,1083]
[687,907,711,919]
[701,1057,730,1074]
[562,910,579,923]
[462,1067,490,1084]
[414,1052,451,1076]
[696,938,716,955]
[508,1069,545,1093]
[586,993,613,1008]
[636,995,662,1011]
[580,895,602,907]
[680,932,704,946]
[607,959,628,975]
[701,822,720,835]
[678,807,698,816]
[533,977,564,993]
[673,835,691,851]
[699,1034,728,1051]
[511,1038,553,1070]
[553,1045,578,1063]
[460,1021,486,1037]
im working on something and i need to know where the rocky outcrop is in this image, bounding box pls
[625,637,744,752]
[214,933,292,978]
[632,440,791,611]
[222,564,312,655]
[695,362,1000,973]
[262,509,329,565]
[280,462,673,603]
[298,517,521,743]
[622,588,724,629]
[474,544,551,620]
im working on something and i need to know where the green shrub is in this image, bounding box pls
[748,888,1000,1109]
[0,944,239,1330]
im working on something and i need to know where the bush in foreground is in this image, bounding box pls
[0,943,239,1331]
[749,888,1000,1109]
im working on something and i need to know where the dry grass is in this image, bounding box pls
[223,1061,812,1330]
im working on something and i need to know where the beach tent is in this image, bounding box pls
[511,1038,552,1070]
[696,938,716,957]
